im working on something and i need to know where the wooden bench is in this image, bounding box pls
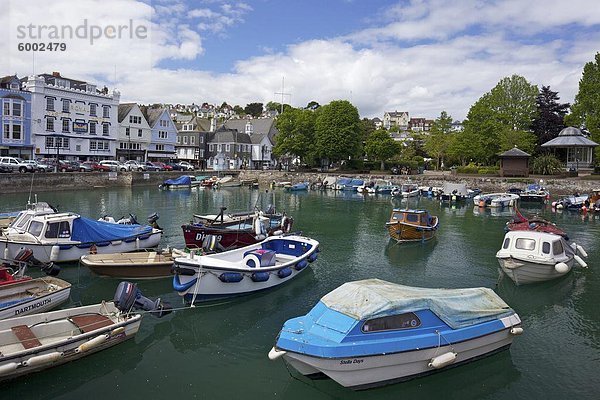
[11,325,42,349]
[69,314,114,333]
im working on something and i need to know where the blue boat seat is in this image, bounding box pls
[243,249,276,268]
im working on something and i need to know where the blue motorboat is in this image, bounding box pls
[269,279,522,390]
[286,182,309,191]
[552,193,588,210]
[159,175,192,190]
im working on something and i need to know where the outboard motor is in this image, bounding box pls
[147,212,161,230]
[113,281,172,318]
[14,248,60,276]
[264,204,275,215]
[202,234,225,254]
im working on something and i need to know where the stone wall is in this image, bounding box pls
[1,170,599,195]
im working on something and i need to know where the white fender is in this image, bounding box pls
[111,326,125,336]
[574,255,588,268]
[77,334,109,353]
[281,216,289,232]
[23,351,62,367]
[50,245,60,262]
[268,347,287,360]
[510,327,524,335]
[135,237,140,250]
[428,352,457,369]
[0,362,18,374]
[3,247,8,260]
[577,245,588,258]
[554,262,570,274]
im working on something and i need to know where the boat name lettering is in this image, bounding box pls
[14,298,51,315]
[194,233,223,241]
[339,358,363,365]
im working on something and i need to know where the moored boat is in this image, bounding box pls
[286,182,309,191]
[489,193,520,208]
[439,183,468,203]
[391,184,420,198]
[0,212,163,263]
[505,207,568,240]
[268,279,523,390]
[518,184,549,203]
[552,193,588,210]
[172,234,320,303]
[386,209,439,243]
[159,175,192,190]
[0,282,170,382]
[496,230,588,285]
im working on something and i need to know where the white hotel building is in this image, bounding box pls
[23,72,120,160]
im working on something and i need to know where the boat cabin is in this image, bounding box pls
[389,209,433,227]
[498,231,570,259]
[24,213,80,242]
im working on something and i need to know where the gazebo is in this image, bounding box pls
[541,127,598,170]
[499,146,531,177]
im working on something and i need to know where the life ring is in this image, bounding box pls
[89,244,97,255]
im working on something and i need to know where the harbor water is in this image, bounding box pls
[2,186,599,399]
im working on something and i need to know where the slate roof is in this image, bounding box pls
[223,118,278,140]
[541,127,598,148]
[118,103,136,123]
[140,106,165,128]
[499,146,531,157]
[207,128,252,144]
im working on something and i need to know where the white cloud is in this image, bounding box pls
[2,0,599,120]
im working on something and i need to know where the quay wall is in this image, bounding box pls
[1,170,599,195]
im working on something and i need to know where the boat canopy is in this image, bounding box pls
[321,279,514,329]
[71,217,153,242]
[442,183,468,196]
[164,175,192,186]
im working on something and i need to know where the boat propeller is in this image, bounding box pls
[13,248,60,276]
[113,281,172,318]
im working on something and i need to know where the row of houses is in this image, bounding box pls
[0,72,276,169]
[375,111,463,132]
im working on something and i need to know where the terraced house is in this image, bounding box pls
[141,106,177,162]
[175,116,209,169]
[117,103,151,161]
[0,75,32,158]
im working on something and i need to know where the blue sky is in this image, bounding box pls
[3,0,600,119]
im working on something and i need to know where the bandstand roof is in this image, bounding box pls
[541,127,598,148]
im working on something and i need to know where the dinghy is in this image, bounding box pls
[0,281,171,382]
[269,279,522,390]
[386,209,439,243]
[172,234,319,303]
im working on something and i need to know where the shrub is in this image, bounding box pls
[478,166,499,175]
[532,154,563,175]
[456,163,479,174]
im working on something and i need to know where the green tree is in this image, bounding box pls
[364,129,399,170]
[233,105,244,115]
[244,103,263,118]
[498,128,537,154]
[532,86,569,149]
[424,111,453,169]
[273,108,316,163]
[314,100,362,165]
[360,118,377,142]
[460,75,538,164]
[566,52,600,157]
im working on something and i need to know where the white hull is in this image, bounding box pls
[281,325,517,390]
[0,278,71,320]
[0,231,162,263]
[497,257,574,285]
[0,303,141,382]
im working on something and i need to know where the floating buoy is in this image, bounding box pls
[268,347,287,360]
[574,255,588,268]
[0,362,18,374]
[77,334,109,353]
[23,351,62,367]
[50,245,60,262]
[428,352,457,369]
[554,262,570,274]
[510,327,524,335]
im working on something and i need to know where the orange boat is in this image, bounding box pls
[386,209,439,243]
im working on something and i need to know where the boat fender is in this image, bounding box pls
[281,216,290,233]
[554,262,570,274]
[219,272,244,283]
[510,327,524,335]
[428,352,457,369]
[307,252,318,263]
[135,237,140,250]
[268,347,287,360]
[509,199,514,207]
[574,244,588,258]
[50,245,60,262]
[172,266,197,276]
[272,229,284,236]
[573,255,588,268]
[254,217,266,237]
[556,203,563,210]
[3,247,8,260]
[277,267,292,279]
[76,334,109,353]
[244,254,262,268]
[23,351,63,367]
[111,327,125,336]
[294,259,308,271]
[251,271,270,282]
[0,362,18,374]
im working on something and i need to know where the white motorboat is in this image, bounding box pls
[0,281,170,382]
[496,231,588,285]
[215,175,242,188]
[172,234,320,303]
[0,211,162,263]
[2,201,57,234]
[391,184,420,198]
[489,193,520,208]
[269,279,523,390]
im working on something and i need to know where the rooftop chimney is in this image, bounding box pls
[52,72,61,77]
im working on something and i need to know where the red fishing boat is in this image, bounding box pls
[505,207,569,240]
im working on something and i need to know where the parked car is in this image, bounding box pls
[0,165,12,173]
[152,162,172,171]
[125,160,147,171]
[0,157,35,173]
[81,161,111,172]
[23,159,50,172]
[166,162,186,171]
[77,161,94,172]
[99,160,129,172]
[177,161,195,171]
[144,161,162,171]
